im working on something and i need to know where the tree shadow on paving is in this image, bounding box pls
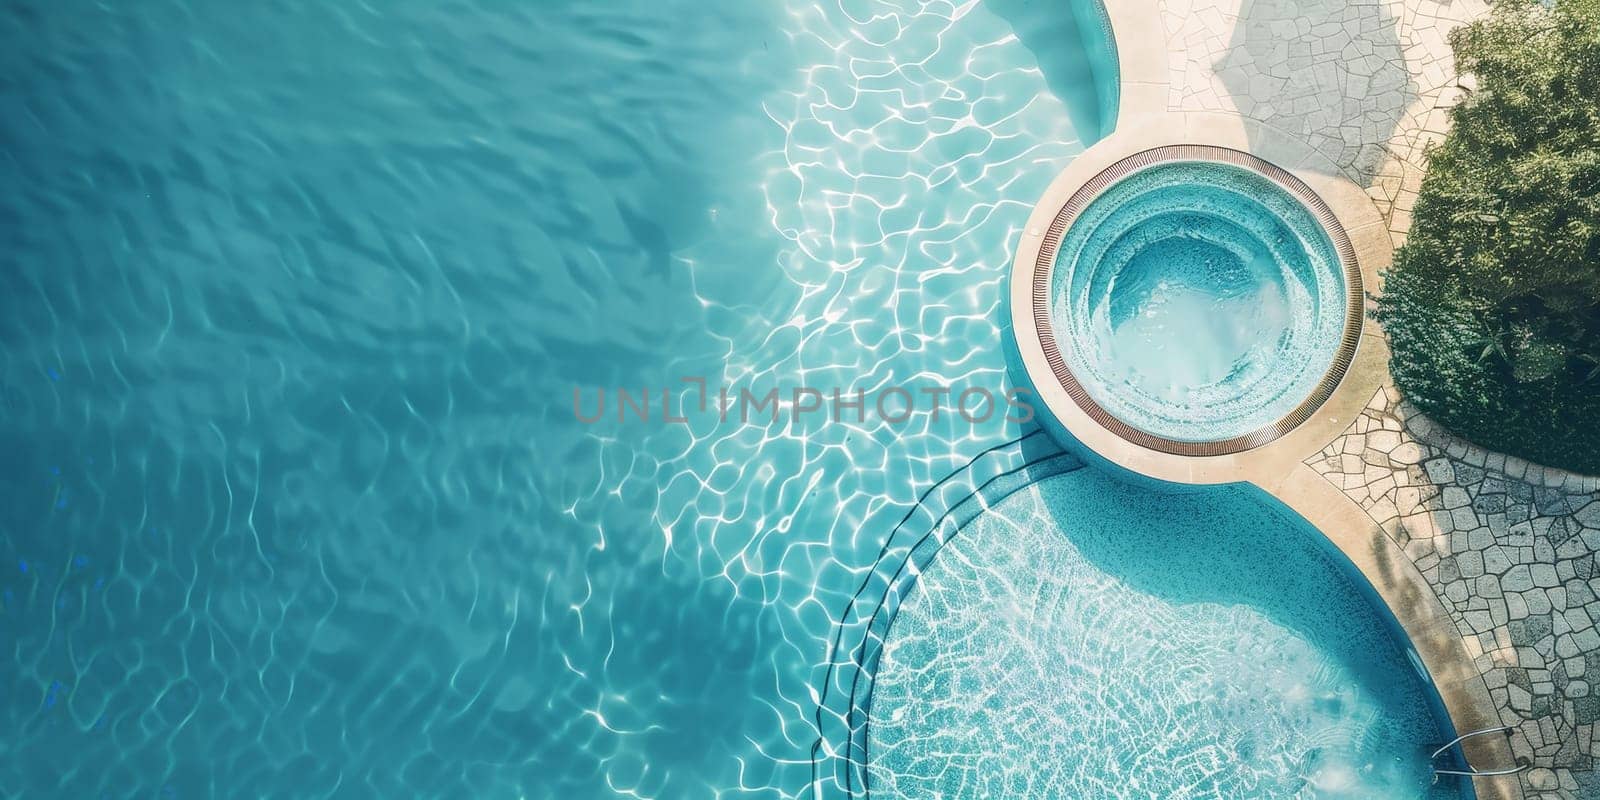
[1214,0,1418,183]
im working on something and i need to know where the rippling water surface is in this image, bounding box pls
[1052,161,1346,443]
[1,1,1112,796]
[870,471,1461,800]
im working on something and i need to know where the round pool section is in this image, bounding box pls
[865,470,1468,800]
[1033,146,1361,453]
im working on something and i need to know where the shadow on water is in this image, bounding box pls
[0,1,802,797]
[984,0,1119,143]
[953,421,1429,681]
[860,461,1469,798]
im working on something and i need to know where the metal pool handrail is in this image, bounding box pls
[1429,725,1530,779]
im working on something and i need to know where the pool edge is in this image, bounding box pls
[1272,464,1523,800]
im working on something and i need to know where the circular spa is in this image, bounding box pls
[1033,146,1361,454]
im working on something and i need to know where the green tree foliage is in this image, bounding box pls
[1376,0,1600,473]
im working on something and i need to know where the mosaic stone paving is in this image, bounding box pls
[1309,388,1600,799]
[1154,0,1489,243]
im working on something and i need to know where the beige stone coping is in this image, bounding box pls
[1273,465,1524,800]
[1010,110,1393,486]
[1102,0,1170,117]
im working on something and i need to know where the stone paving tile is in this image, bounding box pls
[1156,0,1490,243]
[1309,387,1600,798]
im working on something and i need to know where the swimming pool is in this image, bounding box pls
[811,433,1471,799]
[0,1,1113,796]
[1,1,1464,798]
[866,468,1462,799]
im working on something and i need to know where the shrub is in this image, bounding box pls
[1375,0,1600,474]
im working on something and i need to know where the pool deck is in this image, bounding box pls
[1091,0,1600,796]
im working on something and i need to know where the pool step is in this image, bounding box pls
[810,428,1087,799]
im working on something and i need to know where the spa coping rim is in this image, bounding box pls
[1029,143,1365,457]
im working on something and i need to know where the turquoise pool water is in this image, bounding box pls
[1,1,1113,797]
[868,469,1461,799]
[1050,159,1347,443]
[1,1,1465,798]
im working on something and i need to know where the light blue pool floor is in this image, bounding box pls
[870,469,1461,799]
